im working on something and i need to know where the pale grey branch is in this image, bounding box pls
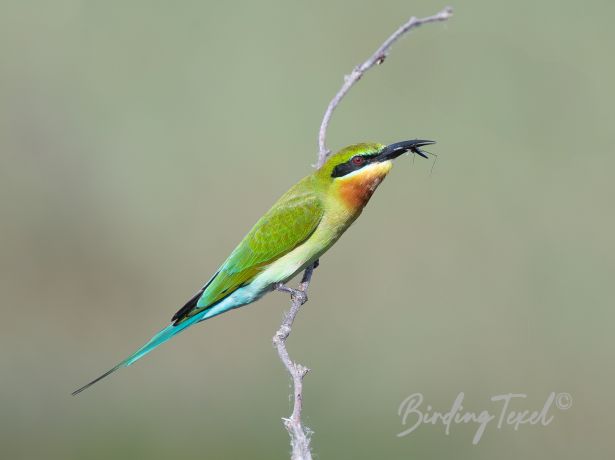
[273,262,317,460]
[274,7,453,460]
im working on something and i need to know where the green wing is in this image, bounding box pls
[172,177,323,324]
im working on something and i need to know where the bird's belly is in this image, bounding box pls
[197,252,313,323]
[253,245,316,287]
[253,207,357,288]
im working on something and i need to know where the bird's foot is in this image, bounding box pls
[275,283,308,304]
[294,290,308,305]
[275,282,294,294]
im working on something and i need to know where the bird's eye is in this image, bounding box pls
[351,156,365,166]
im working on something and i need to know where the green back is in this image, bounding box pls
[174,175,324,323]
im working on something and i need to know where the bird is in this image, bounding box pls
[72,139,434,395]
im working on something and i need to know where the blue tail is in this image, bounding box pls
[71,314,202,395]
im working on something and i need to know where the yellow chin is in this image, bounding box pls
[335,161,393,209]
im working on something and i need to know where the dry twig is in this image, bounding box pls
[273,263,317,460]
[273,7,453,460]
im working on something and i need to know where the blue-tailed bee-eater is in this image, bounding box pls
[72,139,434,395]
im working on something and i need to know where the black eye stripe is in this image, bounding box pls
[331,153,380,178]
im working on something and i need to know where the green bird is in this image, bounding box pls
[72,139,434,395]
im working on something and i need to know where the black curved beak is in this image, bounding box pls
[377,139,436,161]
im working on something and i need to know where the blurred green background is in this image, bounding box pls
[1,0,614,458]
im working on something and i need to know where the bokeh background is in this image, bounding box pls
[1,1,614,459]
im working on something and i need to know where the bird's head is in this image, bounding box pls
[317,139,435,209]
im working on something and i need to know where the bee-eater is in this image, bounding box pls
[72,139,434,395]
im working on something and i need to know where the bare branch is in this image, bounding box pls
[273,261,318,460]
[273,7,453,459]
[317,6,453,167]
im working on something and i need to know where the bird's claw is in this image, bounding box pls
[275,282,293,294]
[275,283,308,304]
[294,290,308,305]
